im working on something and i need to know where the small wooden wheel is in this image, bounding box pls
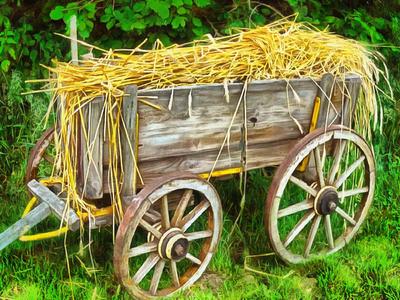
[114,172,222,299]
[265,125,375,264]
[26,127,55,183]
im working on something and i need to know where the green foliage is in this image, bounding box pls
[49,2,97,39]
[287,0,400,75]
[0,0,280,75]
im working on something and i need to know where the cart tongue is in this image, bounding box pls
[0,180,80,251]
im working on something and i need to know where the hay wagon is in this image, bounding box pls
[1,73,375,299]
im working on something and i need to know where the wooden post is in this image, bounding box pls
[70,15,78,65]
[300,73,335,181]
[316,73,335,129]
[121,86,138,197]
[80,96,104,199]
[342,77,361,127]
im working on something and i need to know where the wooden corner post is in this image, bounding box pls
[121,86,138,197]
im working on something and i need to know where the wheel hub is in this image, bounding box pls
[158,228,189,261]
[314,186,339,215]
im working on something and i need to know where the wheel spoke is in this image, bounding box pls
[334,155,365,188]
[304,215,322,257]
[278,200,313,219]
[133,254,160,284]
[149,260,165,295]
[338,187,368,199]
[179,199,210,232]
[186,253,202,265]
[185,230,213,241]
[289,176,318,197]
[335,206,357,226]
[321,146,327,169]
[171,189,193,226]
[128,242,157,258]
[170,260,180,288]
[324,215,334,249]
[143,209,161,224]
[314,147,325,187]
[283,210,316,248]
[328,140,347,184]
[161,195,170,230]
[139,219,162,239]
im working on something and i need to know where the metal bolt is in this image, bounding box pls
[174,244,185,257]
[328,201,337,211]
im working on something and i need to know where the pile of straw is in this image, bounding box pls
[38,18,386,222]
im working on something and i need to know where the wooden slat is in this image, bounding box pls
[137,138,298,183]
[28,180,80,231]
[80,97,104,199]
[121,86,138,197]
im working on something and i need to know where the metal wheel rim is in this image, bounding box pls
[26,127,55,183]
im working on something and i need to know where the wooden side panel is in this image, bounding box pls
[121,86,138,197]
[135,75,361,180]
[80,97,104,199]
[97,75,361,191]
[137,78,320,162]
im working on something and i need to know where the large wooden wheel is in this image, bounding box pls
[265,125,375,264]
[26,127,55,183]
[114,172,222,299]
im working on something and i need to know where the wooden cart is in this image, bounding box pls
[1,73,375,299]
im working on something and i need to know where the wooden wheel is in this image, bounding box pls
[265,125,375,264]
[26,127,55,183]
[114,172,222,299]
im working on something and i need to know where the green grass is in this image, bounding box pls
[0,147,399,299]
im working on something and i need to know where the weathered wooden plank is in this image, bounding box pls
[80,97,104,199]
[28,180,80,231]
[134,138,299,183]
[121,86,138,197]
[0,202,51,251]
